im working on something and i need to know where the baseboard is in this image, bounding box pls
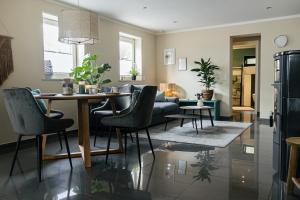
[0,130,78,154]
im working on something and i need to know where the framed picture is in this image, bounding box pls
[178,57,187,71]
[164,48,176,65]
[244,56,256,66]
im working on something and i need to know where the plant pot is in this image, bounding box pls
[131,75,136,81]
[202,89,214,100]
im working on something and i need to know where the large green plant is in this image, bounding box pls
[191,58,220,90]
[70,54,111,86]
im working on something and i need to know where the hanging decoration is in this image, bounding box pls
[0,35,13,86]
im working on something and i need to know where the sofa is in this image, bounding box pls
[90,84,179,127]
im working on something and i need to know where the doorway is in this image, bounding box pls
[230,35,261,115]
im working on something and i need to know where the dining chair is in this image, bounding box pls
[26,87,65,150]
[91,84,134,146]
[101,86,157,167]
[3,88,74,182]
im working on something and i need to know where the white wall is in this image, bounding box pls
[156,17,300,118]
[0,0,156,145]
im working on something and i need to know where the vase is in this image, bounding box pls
[62,78,73,95]
[202,90,214,100]
[131,75,136,81]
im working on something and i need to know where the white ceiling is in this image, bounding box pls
[56,0,300,33]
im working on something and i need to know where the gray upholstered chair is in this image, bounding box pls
[26,87,65,150]
[91,84,133,146]
[101,86,157,167]
[3,88,74,182]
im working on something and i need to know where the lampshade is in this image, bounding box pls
[58,10,98,44]
[159,83,176,97]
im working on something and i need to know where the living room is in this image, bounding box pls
[0,0,300,199]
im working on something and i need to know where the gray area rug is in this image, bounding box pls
[140,120,252,148]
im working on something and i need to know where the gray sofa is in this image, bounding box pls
[90,84,179,126]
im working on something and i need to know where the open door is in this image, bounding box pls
[230,35,261,116]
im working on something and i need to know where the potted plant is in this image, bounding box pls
[129,64,139,81]
[191,58,220,100]
[70,54,112,94]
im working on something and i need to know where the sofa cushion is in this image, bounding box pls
[152,105,163,115]
[155,91,166,102]
[154,102,178,113]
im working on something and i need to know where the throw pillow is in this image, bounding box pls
[31,89,47,114]
[155,91,165,102]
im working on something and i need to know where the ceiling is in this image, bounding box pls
[56,0,300,33]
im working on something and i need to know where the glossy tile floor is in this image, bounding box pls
[0,111,298,200]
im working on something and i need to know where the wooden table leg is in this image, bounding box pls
[42,99,52,158]
[287,144,298,193]
[78,100,92,168]
[109,97,123,152]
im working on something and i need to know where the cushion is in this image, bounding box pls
[152,106,163,115]
[155,91,165,102]
[31,89,47,114]
[154,102,179,113]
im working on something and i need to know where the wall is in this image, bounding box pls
[156,17,300,118]
[0,0,156,145]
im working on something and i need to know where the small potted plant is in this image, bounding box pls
[129,64,139,81]
[191,58,220,100]
[70,54,112,94]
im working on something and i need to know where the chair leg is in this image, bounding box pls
[124,133,127,157]
[145,128,155,160]
[36,135,43,182]
[129,132,134,143]
[57,133,63,150]
[106,127,113,164]
[135,131,142,167]
[9,135,22,176]
[62,131,73,169]
[94,133,97,147]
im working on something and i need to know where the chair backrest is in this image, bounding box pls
[3,88,45,135]
[129,85,157,128]
[115,84,132,110]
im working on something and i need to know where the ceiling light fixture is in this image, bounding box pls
[173,20,178,24]
[143,6,148,9]
[58,0,98,44]
[266,6,272,10]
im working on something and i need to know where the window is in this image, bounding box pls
[42,13,84,79]
[119,32,142,81]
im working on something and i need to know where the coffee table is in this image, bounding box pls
[180,106,214,129]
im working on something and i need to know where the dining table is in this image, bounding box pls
[35,92,131,168]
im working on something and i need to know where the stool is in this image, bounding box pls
[286,137,300,193]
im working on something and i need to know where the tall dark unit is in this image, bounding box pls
[273,50,300,181]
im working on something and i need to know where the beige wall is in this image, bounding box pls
[156,17,300,118]
[0,0,156,145]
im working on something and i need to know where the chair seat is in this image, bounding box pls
[45,118,74,134]
[94,110,121,117]
[49,111,64,119]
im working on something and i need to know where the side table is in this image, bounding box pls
[179,99,220,120]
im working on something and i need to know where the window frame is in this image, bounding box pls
[119,32,143,81]
[42,13,83,80]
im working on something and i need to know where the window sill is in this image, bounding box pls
[119,75,144,82]
[42,73,71,81]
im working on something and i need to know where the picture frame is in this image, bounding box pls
[164,48,176,65]
[178,57,187,71]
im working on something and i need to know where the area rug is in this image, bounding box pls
[139,120,252,148]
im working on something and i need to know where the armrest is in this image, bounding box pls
[165,97,179,104]
[90,99,111,114]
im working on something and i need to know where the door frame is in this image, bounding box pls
[229,34,261,116]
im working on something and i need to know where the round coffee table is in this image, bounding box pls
[180,106,214,129]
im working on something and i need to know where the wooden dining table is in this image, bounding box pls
[35,92,131,168]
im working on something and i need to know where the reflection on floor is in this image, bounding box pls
[0,111,298,199]
[232,106,255,111]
